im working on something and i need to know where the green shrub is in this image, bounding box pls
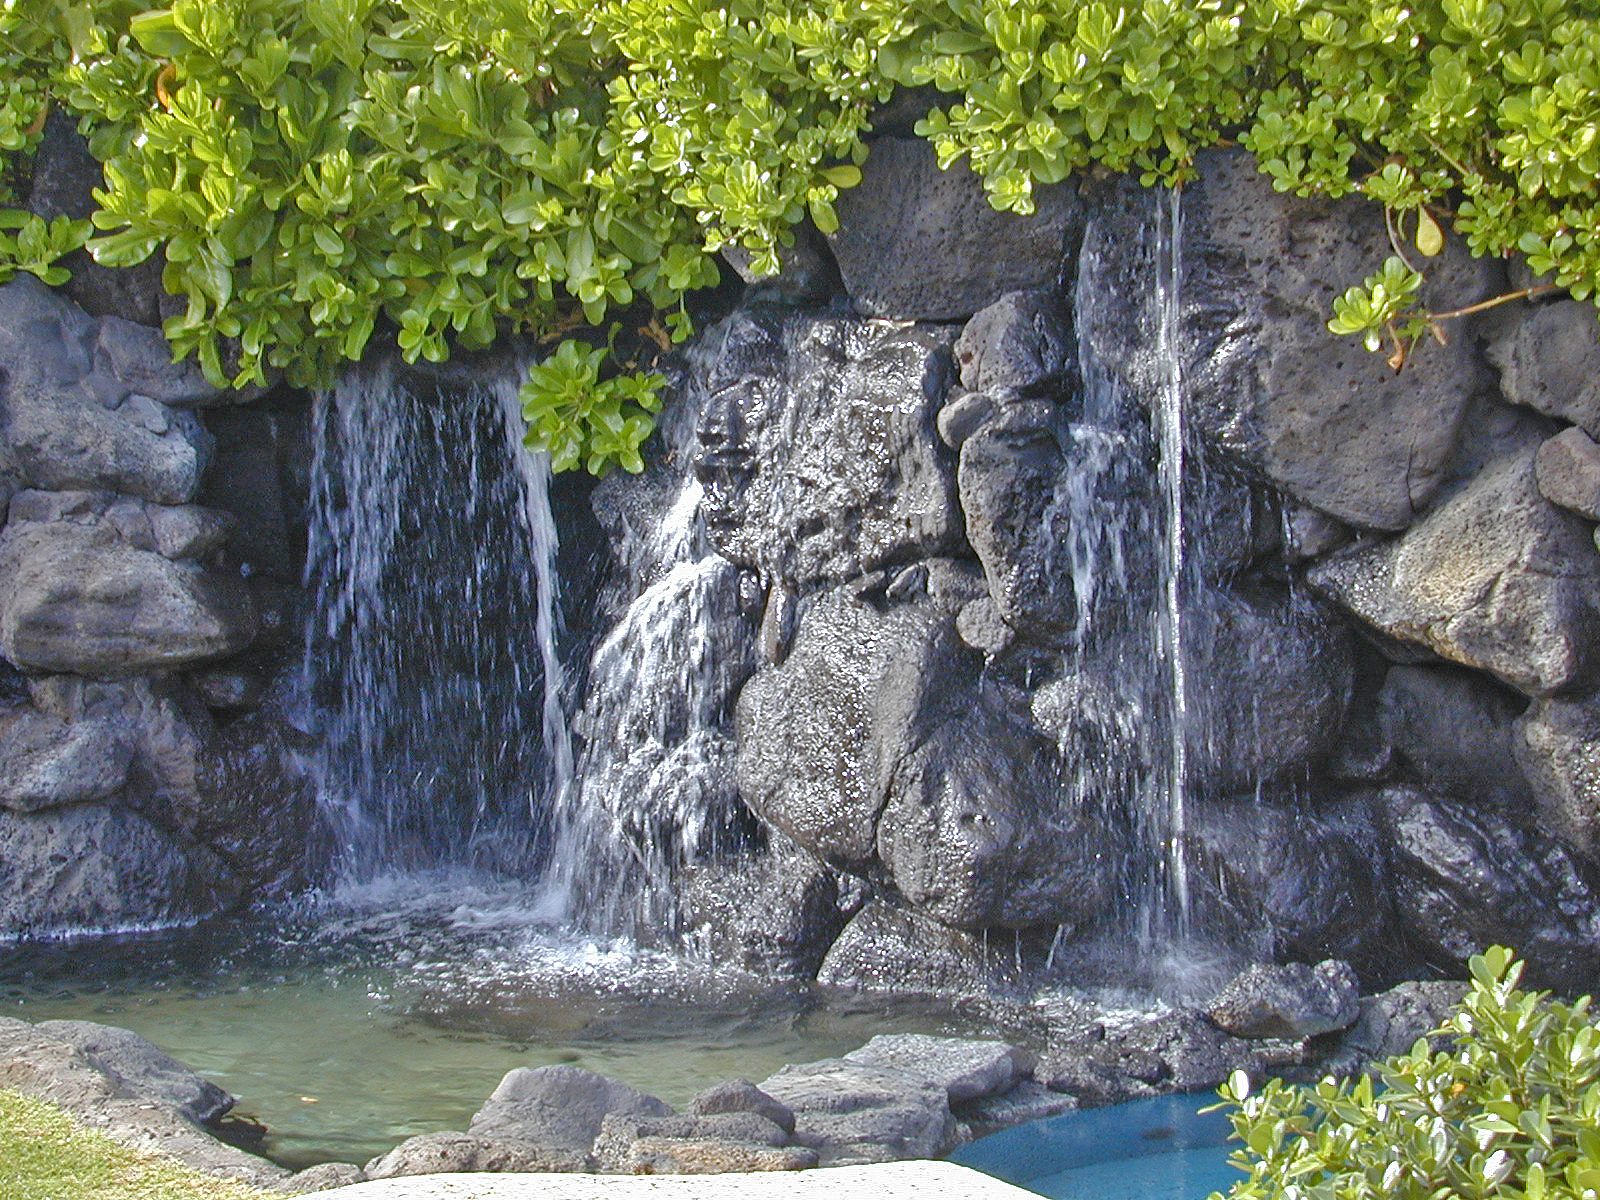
[4,0,1600,472]
[1211,947,1600,1200]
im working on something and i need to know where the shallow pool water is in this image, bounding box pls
[0,872,1009,1169]
[950,1093,1241,1200]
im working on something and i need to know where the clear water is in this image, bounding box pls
[0,874,1008,1171]
[951,1093,1241,1200]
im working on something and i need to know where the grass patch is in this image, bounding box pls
[0,1088,278,1200]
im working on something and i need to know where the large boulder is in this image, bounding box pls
[1108,149,1491,530]
[1203,960,1361,1040]
[0,705,131,810]
[32,1019,233,1125]
[0,803,240,938]
[1486,299,1600,438]
[1515,694,1600,858]
[736,566,1117,930]
[842,1035,1030,1103]
[1185,797,1393,970]
[467,1065,672,1155]
[756,1057,958,1166]
[1377,665,1534,808]
[1309,444,1600,697]
[0,277,216,504]
[0,490,257,675]
[1377,786,1600,992]
[828,138,1078,321]
[690,308,964,590]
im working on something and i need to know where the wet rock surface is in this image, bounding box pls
[1204,960,1361,1040]
[33,1018,234,1125]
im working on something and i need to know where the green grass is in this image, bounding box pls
[0,1088,279,1200]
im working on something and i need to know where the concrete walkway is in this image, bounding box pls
[319,1162,1037,1199]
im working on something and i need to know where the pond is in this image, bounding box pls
[0,871,1026,1170]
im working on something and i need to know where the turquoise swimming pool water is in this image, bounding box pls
[950,1093,1242,1200]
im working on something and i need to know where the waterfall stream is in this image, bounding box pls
[300,357,572,882]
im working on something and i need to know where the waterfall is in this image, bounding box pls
[1066,185,1206,969]
[301,356,572,881]
[535,469,752,944]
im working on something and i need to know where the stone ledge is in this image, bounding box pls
[317,1161,1035,1199]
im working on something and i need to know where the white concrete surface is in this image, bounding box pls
[317,1161,1037,1199]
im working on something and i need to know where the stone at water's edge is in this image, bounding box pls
[755,1058,959,1167]
[1204,960,1361,1040]
[364,1133,586,1180]
[467,1065,673,1156]
[843,1035,1032,1103]
[32,1018,234,1125]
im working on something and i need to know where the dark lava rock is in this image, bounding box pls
[1487,299,1600,438]
[1377,786,1600,992]
[1203,960,1361,1040]
[690,307,964,590]
[689,1080,797,1135]
[33,1019,234,1125]
[843,1034,1032,1103]
[363,1131,586,1178]
[1377,665,1534,808]
[828,137,1078,321]
[1516,693,1600,858]
[757,1057,958,1166]
[954,289,1075,396]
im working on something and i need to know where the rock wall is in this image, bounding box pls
[4,115,1600,997]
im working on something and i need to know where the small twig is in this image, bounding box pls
[1427,282,1561,323]
[1384,205,1422,275]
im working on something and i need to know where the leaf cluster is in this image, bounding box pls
[3,0,1600,472]
[1212,947,1600,1200]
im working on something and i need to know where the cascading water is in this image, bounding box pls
[300,356,572,881]
[535,418,756,944]
[1061,185,1213,976]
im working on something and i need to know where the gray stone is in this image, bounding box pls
[593,1112,802,1174]
[758,1057,957,1166]
[468,1065,672,1154]
[952,1080,1077,1140]
[33,1019,233,1124]
[691,308,964,589]
[815,902,1056,994]
[1487,299,1600,437]
[278,1162,367,1193]
[843,1035,1031,1102]
[0,1017,287,1187]
[363,1132,585,1179]
[0,277,214,503]
[1515,694,1600,857]
[936,391,997,449]
[828,138,1078,321]
[1317,980,1470,1078]
[1378,665,1534,807]
[0,490,258,674]
[1377,786,1600,992]
[1203,960,1361,1040]
[1037,1011,1306,1108]
[0,803,240,938]
[0,707,131,810]
[721,222,840,303]
[1535,425,1600,519]
[93,317,221,406]
[1309,444,1600,696]
[1282,504,1353,562]
[954,290,1074,395]
[191,667,266,711]
[1156,149,1491,530]
[690,1080,797,1135]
